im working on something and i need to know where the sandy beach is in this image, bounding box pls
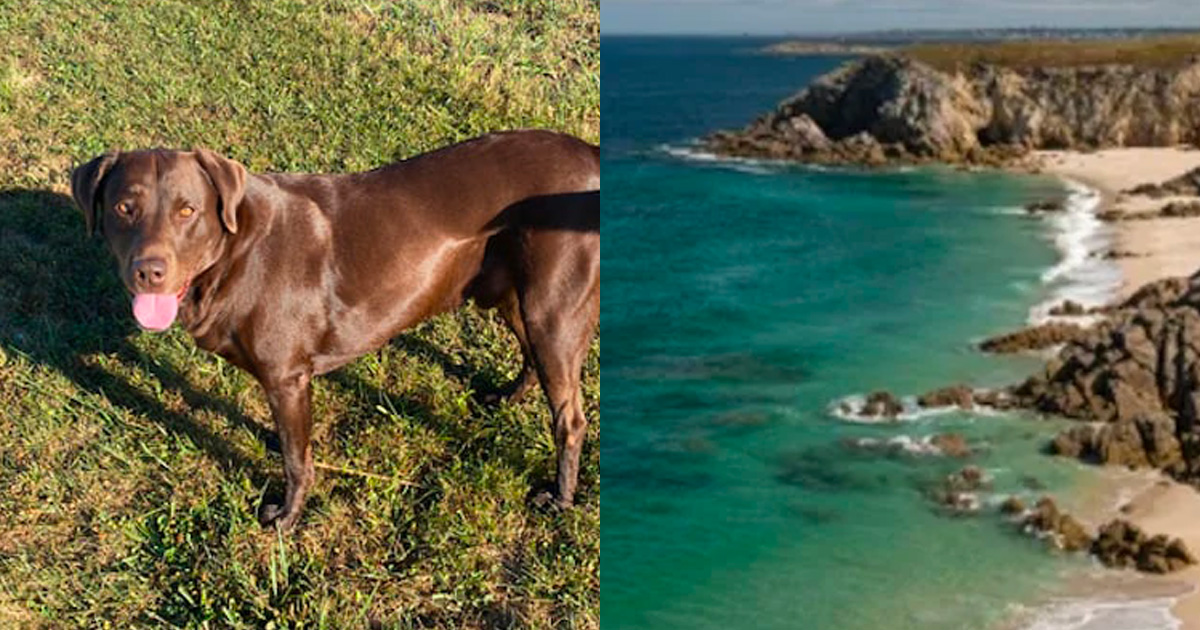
[1035,148,1200,298]
[1054,468,1200,629]
[1032,147,1200,628]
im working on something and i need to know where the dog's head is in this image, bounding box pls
[71,149,246,331]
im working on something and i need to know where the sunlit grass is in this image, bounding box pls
[905,34,1200,72]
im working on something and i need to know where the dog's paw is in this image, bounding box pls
[478,385,528,407]
[529,489,573,513]
[477,374,535,407]
[258,502,299,530]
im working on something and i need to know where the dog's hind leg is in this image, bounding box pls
[519,230,599,509]
[469,234,542,405]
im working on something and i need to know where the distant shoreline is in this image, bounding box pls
[760,41,891,56]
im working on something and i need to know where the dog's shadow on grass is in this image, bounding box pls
[0,188,275,487]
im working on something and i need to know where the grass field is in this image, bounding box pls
[904,34,1200,71]
[0,1,598,628]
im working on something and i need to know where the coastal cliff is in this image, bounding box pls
[705,54,1200,165]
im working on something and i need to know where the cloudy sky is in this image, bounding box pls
[603,0,1200,35]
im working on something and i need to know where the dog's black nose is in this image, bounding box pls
[132,257,168,290]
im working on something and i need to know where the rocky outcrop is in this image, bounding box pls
[1013,498,1196,572]
[980,322,1088,353]
[1092,519,1197,573]
[1025,199,1067,214]
[860,390,904,419]
[917,384,975,410]
[1095,201,1200,222]
[1022,497,1092,552]
[973,389,1017,410]
[1124,166,1200,198]
[1048,300,1087,316]
[930,465,989,515]
[1046,418,1182,472]
[705,54,1200,165]
[1160,200,1200,218]
[1012,276,1200,480]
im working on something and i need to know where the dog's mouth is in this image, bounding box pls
[131,278,191,332]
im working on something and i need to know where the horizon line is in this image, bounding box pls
[601,26,1200,37]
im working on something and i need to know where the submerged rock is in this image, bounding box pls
[776,447,892,493]
[929,433,972,458]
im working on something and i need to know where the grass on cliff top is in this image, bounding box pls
[904,34,1200,71]
[0,0,598,628]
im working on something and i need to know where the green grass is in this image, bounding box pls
[904,34,1200,72]
[0,1,598,628]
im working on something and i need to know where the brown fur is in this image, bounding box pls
[71,130,600,530]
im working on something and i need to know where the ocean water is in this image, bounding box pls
[601,37,1127,630]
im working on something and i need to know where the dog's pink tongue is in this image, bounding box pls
[131,293,179,331]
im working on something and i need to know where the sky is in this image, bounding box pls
[602,0,1200,35]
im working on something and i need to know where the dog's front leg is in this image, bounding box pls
[257,370,315,531]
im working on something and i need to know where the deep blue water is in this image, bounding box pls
[601,37,1092,630]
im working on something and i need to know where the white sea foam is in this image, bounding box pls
[656,142,836,174]
[725,163,776,175]
[657,143,776,168]
[1028,178,1123,325]
[658,144,725,163]
[1020,596,1182,630]
[829,393,960,423]
[845,434,944,456]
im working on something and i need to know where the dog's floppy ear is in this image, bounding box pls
[194,148,247,234]
[70,152,119,236]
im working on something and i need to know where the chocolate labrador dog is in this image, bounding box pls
[71,130,599,530]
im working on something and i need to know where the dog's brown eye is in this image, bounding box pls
[179,206,195,218]
[115,202,131,215]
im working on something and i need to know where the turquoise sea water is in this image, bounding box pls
[601,37,1101,630]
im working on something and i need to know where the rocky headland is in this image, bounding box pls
[703,53,1200,167]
